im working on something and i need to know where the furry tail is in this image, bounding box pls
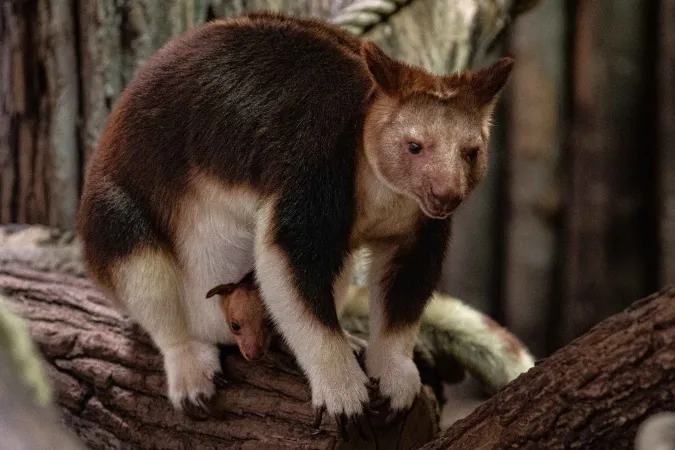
[635,412,675,450]
[341,285,535,393]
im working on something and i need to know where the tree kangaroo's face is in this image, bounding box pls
[361,42,514,219]
[365,96,490,219]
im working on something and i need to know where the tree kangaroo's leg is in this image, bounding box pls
[365,219,451,421]
[79,185,224,417]
[254,200,370,432]
[112,249,222,416]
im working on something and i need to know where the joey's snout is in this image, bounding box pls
[236,329,271,362]
[238,338,266,361]
[242,346,264,361]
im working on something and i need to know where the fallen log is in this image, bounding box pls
[421,285,675,450]
[0,259,440,450]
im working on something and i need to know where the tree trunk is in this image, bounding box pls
[658,0,675,286]
[563,0,659,347]
[420,285,675,450]
[0,254,439,450]
[502,0,567,357]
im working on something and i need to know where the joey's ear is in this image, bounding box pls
[206,283,236,298]
[445,57,515,107]
[239,271,256,287]
[361,41,404,95]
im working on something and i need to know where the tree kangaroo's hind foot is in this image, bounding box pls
[163,340,225,420]
[112,249,225,420]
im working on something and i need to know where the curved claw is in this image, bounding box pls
[353,349,367,371]
[181,394,215,421]
[213,371,229,389]
[312,405,326,429]
[336,413,350,442]
[369,394,389,410]
[351,415,369,441]
[370,396,418,428]
[311,408,371,442]
[366,379,379,392]
[382,409,406,426]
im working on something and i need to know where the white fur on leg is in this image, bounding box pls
[112,249,220,409]
[364,244,422,411]
[366,328,421,410]
[255,201,369,416]
[163,340,221,408]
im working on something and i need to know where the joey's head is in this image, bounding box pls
[361,42,514,219]
[206,274,271,362]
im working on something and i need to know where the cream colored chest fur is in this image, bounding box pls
[353,165,421,247]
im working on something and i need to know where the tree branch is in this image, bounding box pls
[421,285,675,449]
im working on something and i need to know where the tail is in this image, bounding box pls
[635,412,675,450]
[341,285,535,393]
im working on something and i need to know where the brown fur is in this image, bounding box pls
[206,273,270,361]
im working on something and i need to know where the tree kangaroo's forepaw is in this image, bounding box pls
[308,369,372,441]
[311,404,371,442]
[365,355,421,427]
[164,340,224,420]
[366,385,418,427]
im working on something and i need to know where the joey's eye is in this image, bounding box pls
[408,142,422,155]
[464,147,479,163]
[231,322,241,332]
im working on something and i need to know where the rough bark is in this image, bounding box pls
[659,0,675,286]
[0,256,439,450]
[563,0,659,346]
[421,285,675,450]
[503,0,567,357]
[38,0,81,228]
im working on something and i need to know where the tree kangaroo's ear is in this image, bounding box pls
[361,40,405,96]
[206,283,237,299]
[443,57,515,107]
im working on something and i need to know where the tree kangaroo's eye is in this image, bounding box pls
[231,322,241,332]
[408,142,422,155]
[464,147,479,163]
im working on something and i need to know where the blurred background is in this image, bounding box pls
[1,0,672,362]
[441,0,673,358]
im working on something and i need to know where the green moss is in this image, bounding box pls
[0,296,53,408]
